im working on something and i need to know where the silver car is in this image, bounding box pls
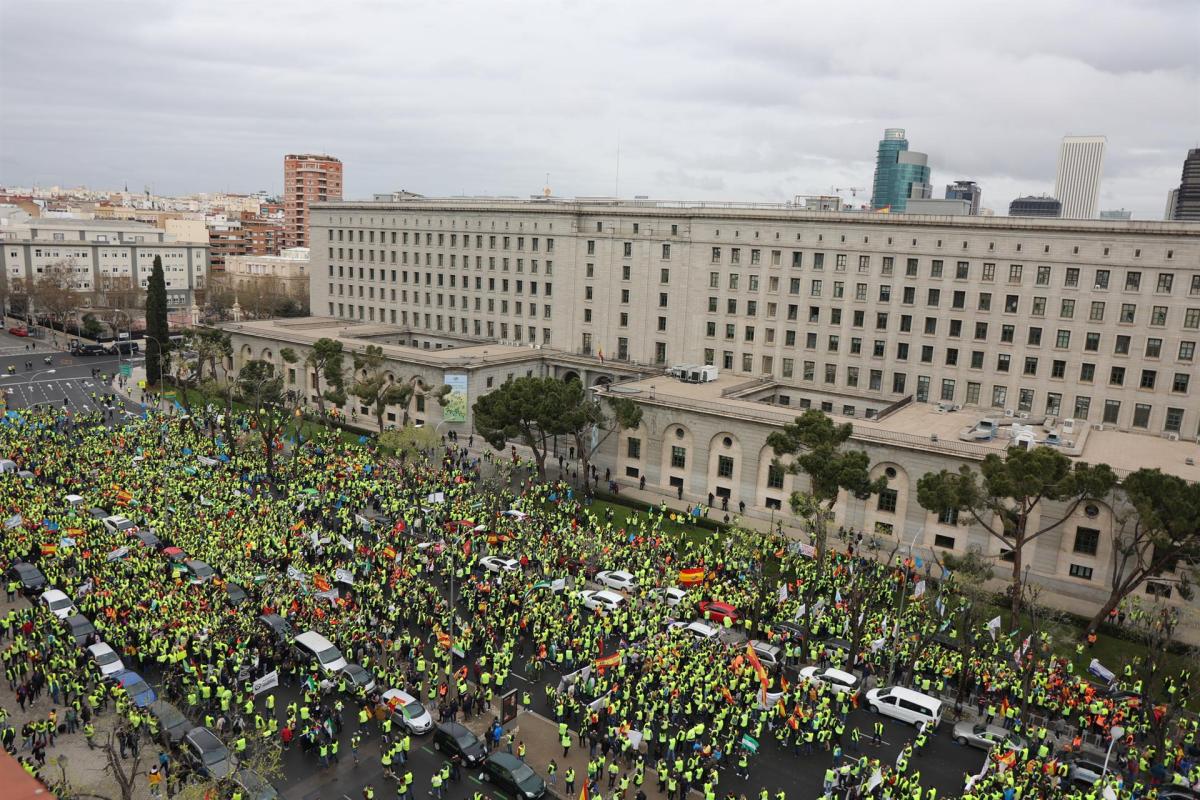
[952,721,1025,753]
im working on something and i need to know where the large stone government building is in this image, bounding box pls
[227,197,1200,630]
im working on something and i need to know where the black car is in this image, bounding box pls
[433,722,486,765]
[70,343,108,356]
[225,582,248,607]
[150,699,192,748]
[6,563,48,593]
[483,752,545,800]
[131,529,162,549]
[181,726,235,779]
[257,613,293,643]
[62,613,96,646]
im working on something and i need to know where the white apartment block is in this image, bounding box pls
[1055,135,1106,220]
[1,219,208,308]
[312,198,1200,439]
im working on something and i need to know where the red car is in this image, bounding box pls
[699,600,739,624]
[7,326,29,337]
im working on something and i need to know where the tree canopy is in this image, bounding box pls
[917,445,1116,617]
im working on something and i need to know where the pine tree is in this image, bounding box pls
[144,255,169,386]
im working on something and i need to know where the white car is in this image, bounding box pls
[748,640,783,668]
[595,570,638,592]
[102,515,139,534]
[649,587,688,606]
[40,589,77,619]
[798,666,861,697]
[669,621,720,641]
[478,556,520,574]
[501,509,529,521]
[87,642,126,678]
[381,689,433,734]
[580,590,626,614]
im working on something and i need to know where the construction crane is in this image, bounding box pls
[831,186,866,197]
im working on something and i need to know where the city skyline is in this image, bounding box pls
[0,1,1197,219]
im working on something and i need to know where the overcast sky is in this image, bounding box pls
[1,0,1197,218]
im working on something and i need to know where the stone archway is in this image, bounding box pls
[561,370,581,384]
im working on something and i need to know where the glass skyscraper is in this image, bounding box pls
[871,128,931,212]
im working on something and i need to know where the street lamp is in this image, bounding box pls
[1102,725,1125,777]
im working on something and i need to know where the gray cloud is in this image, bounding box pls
[0,0,1196,218]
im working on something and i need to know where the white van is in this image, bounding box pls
[865,686,943,728]
[294,630,348,674]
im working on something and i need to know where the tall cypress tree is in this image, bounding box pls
[145,255,169,386]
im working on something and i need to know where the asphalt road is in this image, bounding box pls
[0,330,142,415]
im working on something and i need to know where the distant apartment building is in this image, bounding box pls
[206,214,284,272]
[1172,148,1200,222]
[1054,135,1106,219]
[945,180,982,215]
[1100,209,1133,221]
[1,219,207,308]
[870,129,931,213]
[222,247,310,308]
[1009,196,1062,218]
[284,154,342,248]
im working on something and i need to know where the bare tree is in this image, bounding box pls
[31,260,87,341]
[101,728,143,800]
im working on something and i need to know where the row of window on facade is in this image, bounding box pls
[329,302,553,344]
[328,229,555,253]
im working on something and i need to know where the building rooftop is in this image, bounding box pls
[600,372,1200,481]
[313,197,1200,234]
[224,318,540,369]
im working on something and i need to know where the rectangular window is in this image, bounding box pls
[1068,564,1094,580]
[672,443,691,470]
[626,438,642,459]
[717,455,734,478]
[1132,403,1151,428]
[1074,396,1091,419]
[767,464,784,489]
[1074,527,1100,556]
[1125,271,1141,291]
[876,489,898,513]
[1165,407,1184,432]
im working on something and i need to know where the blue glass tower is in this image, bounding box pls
[871,128,931,212]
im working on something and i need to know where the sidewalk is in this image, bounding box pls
[0,594,154,800]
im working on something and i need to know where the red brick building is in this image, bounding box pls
[283,153,342,248]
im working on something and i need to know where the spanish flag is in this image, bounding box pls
[745,642,769,689]
[580,778,590,800]
[678,568,704,587]
[40,542,57,556]
[595,652,621,669]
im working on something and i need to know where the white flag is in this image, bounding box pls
[870,638,887,652]
[912,580,926,599]
[335,568,355,585]
[986,616,1002,640]
[777,583,788,602]
[339,535,354,551]
[286,565,307,583]
[866,769,883,791]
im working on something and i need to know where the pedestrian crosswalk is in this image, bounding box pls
[0,376,103,412]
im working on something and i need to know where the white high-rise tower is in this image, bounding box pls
[1054,135,1106,219]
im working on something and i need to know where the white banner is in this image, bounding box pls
[339,535,355,551]
[286,566,307,583]
[316,588,340,604]
[252,670,279,695]
[355,514,372,531]
[427,492,446,504]
[335,568,355,585]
